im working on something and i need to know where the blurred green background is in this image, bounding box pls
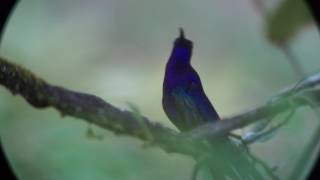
[1,0,320,179]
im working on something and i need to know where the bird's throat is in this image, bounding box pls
[169,47,192,65]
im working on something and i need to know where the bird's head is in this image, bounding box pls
[174,28,193,49]
[170,28,193,63]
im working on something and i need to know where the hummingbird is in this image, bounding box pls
[162,28,265,179]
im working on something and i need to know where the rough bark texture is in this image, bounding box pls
[2,56,320,180]
[1,56,319,155]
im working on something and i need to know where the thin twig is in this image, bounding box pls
[249,151,280,180]
[281,45,305,79]
[243,108,295,145]
[191,161,204,180]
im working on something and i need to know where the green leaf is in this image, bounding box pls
[266,0,313,45]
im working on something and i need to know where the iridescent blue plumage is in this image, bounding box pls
[162,29,265,180]
[162,28,219,131]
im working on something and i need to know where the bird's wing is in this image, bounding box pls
[170,85,219,131]
[170,89,265,179]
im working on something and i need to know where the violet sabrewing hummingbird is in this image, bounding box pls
[162,29,265,180]
[162,28,220,131]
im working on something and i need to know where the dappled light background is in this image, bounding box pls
[1,0,320,179]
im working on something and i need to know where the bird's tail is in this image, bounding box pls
[198,137,270,180]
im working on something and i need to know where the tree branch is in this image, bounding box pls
[188,74,320,139]
[0,56,209,158]
[0,56,319,157]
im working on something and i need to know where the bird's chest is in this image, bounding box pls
[162,70,198,111]
[163,67,192,92]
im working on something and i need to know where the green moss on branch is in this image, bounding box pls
[0,57,207,157]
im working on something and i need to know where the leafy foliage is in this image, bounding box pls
[266,0,313,45]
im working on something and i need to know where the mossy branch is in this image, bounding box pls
[1,56,320,180]
[189,74,320,139]
[1,56,320,155]
[0,57,209,158]
[0,57,320,179]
